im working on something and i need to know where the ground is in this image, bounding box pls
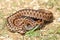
[0,0,60,40]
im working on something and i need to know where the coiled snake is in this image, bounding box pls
[7,9,54,34]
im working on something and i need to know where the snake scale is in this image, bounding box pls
[7,9,54,34]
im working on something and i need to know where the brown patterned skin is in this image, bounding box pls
[7,9,54,34]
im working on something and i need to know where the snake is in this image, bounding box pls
[7,9,54,34]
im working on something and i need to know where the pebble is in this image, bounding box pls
[57,18,60,22]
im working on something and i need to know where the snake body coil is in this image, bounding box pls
[7,9,54,34]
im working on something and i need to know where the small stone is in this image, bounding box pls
[0,36,5,38]
[6,0,10,2]
[0,19,3,23]
[57,18,60,22]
